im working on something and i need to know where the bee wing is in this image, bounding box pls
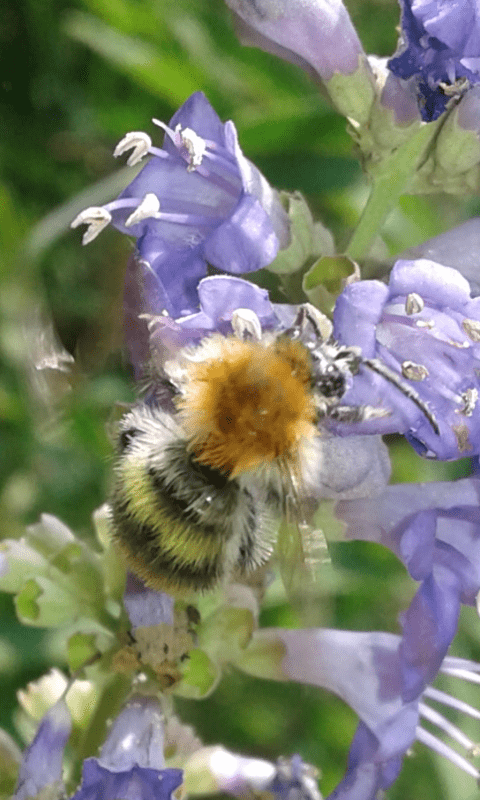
[275,466,330,600]
[22,306,75,420]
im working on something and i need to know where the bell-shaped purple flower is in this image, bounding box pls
[72,92,289,319]
[13,698,72,800]
[329,476,480,795]
[332,258,480,460]
[71,696,183,800]
[225,0,365,82]
[224,0,376,125]
[250,619,480,799]
[388,0,480,121]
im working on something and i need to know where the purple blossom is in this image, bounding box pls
[328,476,480,794]
[72,92,289,319]
[399,217,480,295]
[13,694,182,800]
[123,572,174,629]
[71,696,183,800]
[251,622,480,799]
[388,0,480,121]
[13,699,72,800]
[332,258,480,460]
[224,0,366,82]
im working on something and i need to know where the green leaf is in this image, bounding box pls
[303,255,358,315]
[67,632,99,671]
[255,154,360,194]
[64,11,202,105]
[267,192,334,275]
[174,649,219,699]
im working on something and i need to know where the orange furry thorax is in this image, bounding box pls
[177,336,317,477]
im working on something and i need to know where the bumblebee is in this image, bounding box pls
[110,304,438,596]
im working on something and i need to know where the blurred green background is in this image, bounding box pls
[1,0,480,797]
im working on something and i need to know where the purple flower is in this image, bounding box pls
[399,217,480,295]
[13,694,182,800]
[329,476,480,794]
[332,258,480,460]
[72,92,289,319]
[224,0,366,82]
[123,572,174,629]
[249,624,480,799]
[13,699,72,800]
[337,477,480,635]
[71,696,183,800]
[388,0,480,121]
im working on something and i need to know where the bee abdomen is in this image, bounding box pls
[110,495,225,594]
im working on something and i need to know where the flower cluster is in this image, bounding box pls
[72,92,289,320]
[388,0,480,121]
[7,2,480,800]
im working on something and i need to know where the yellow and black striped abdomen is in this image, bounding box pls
[110,405,279,596]
[110,443,242,594]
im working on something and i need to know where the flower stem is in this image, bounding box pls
[345,120,441,261]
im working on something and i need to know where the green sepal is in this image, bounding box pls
[0,515,117,630]
[266,192,334,275]
[67,632,102,672]
[14,575,103,627]
[325,56,376,126]
[412,105,480,194]
[0,729,20,799]
[355,99,423,177]
[234,631,288,682]
[173,648,219,699]
[346,120,442,260]
[199,606,255,663]
[303,255,359,316]
[93,504,126,603]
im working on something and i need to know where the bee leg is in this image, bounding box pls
[326,403,391,424]
[362,357,440,434]
[285,303,333,343]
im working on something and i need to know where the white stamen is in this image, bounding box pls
[231,308,262,341]
[357,405,391,420]
[416,727,480,779]
[441,667,480,685]
[405,292,425,315]
[443,657,480,674]
[125,193,161,227]
[419,702,476,750]
[176,124,207,171]
[152,117,178,145]
[138,312,171,333]
[70,206,112,245]
[113,131,152,166]
[424,686,480,722]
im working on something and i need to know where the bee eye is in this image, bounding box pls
[119,427,140,451]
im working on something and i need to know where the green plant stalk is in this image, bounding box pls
[345,120,441,261]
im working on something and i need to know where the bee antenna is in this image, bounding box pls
[362,357,440,435]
